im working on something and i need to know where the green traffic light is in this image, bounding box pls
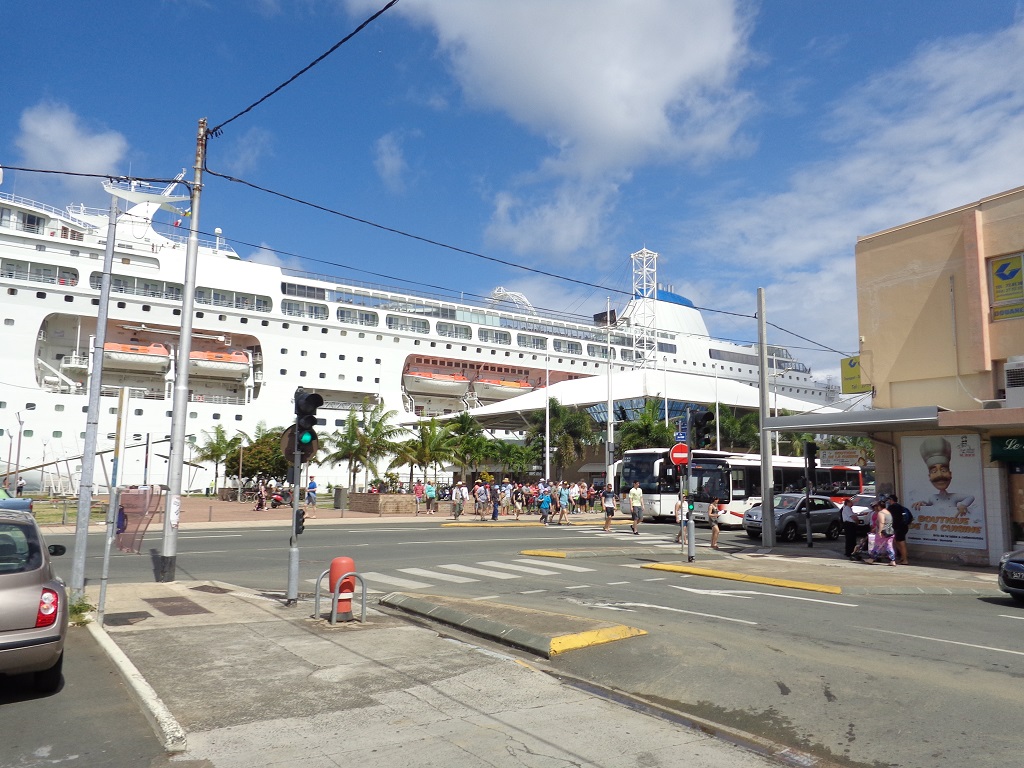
[687,502,695,511]
[299,431,314,445]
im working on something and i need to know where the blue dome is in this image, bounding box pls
[634,288,694,308]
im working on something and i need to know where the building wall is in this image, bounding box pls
[856,187,1024,410]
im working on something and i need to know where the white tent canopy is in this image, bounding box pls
[406,368,840,430]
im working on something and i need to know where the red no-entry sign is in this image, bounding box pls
[670,443,690,466]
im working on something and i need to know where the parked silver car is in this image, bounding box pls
[0,510,68,692]
[743,493,843,542]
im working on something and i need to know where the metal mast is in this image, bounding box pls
[630,247,658,368]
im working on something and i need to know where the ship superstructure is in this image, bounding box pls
[0,177,837,490]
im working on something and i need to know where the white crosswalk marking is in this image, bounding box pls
[360,572,433,589]
[514,559,594,572]
[398,568,478,583]
[476,560,561,576]
[438,564,521,579]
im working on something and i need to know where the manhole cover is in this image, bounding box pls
[143,596,213,616]
[191,585,232,594]
[103,611,152,626]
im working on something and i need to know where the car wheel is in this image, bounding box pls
[33,651,63,694]
[825,520,842,540]
[781,522,798,542]
[745,530,760,539]
[1012,593,1024,605]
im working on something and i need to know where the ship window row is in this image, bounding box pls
[281,299,328,320]
[281,282,327,301]
[0,208,46,234]
[3,259,80,286]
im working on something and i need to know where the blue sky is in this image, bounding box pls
[3,1,1024,386]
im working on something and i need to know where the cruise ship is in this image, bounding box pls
[0,174,838,490]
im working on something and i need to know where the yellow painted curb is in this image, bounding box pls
[642,563,843,594]
[549,624,647,655]
[520,549,568,558]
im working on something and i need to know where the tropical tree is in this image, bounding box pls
[390,418,457,483]
[526,398,595,480]
[322,399,402,491]
[493,440,540,478]
[322,411,364,493]
[717,407,760,452]
[194,424,235,491]
[616,400,675,455]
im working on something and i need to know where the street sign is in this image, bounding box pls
[669,443,690,466]
[674,431,687,443]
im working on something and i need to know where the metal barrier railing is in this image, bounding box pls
[312,569,367,625]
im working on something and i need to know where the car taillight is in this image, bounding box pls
[36,588,60,628]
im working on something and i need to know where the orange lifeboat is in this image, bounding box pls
[402,367,470,396]
[473,378,535,401]
[102,342,171,372]
[188,349,250,379]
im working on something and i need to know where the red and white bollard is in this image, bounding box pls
[329,556,356,622]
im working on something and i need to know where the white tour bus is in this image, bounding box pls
[617,448,864,528]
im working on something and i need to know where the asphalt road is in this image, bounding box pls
[36,520,1024,767]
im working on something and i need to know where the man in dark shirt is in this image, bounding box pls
[887,495,913,565]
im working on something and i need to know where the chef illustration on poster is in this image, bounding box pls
[901,435,986,549]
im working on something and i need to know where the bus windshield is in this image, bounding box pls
[686,460,730,503]
[621,453,678,494]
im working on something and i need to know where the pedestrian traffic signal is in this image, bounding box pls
[805,441,818,469]
[293,388,324,462]
[295,507,306,535]
[694,411,715,449]
[687,500,695,512]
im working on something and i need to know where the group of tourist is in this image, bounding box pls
[841,494,914,565]
[440,478,612,522]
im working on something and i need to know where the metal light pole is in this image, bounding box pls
[13,412,23,494]
[662,355,669,427]
[160,117,208,582]
[605,297,615,486]
[544,354,550,481]
[757,288,775,547]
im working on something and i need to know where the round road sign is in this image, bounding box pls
[669,443,690,466]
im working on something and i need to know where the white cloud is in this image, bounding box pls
[245,243,304,271]
[373,131,409,193]
[13,102,128,201]
[687,21,1024,377]
[347,0,754,258]
[221,127,274,176]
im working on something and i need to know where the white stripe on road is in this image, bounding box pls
[476,560,561,575]
[360,572,433,589]
[998,614,1024,621]
[564,584,592,590]
[860,627,1024,656]
[607,581,631,585]
[594,601,758,625]
[437,564,520,579]
[520,589,547,594]
[515,559,594,572]
[398,568,478,583]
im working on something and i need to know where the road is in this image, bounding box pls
[31,519,1024,767]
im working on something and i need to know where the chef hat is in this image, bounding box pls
[919,436,952,468]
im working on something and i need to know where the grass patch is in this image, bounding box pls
[69,596,96,626]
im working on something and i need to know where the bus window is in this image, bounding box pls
[688,462,729,503]
[620,454,659,494]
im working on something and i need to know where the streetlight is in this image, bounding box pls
[662,355,669,428]
[14,412,24,495]
[544,354,550,481]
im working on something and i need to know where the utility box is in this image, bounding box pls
[334,487,348,510]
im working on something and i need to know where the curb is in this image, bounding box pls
[378,592,645,658]
[642,562,843,594]
[85,621,187,753]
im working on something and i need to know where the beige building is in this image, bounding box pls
[853,186,1024,565]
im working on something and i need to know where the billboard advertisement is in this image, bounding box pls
[900,434,985,550]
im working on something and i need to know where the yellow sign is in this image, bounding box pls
[991,253,1024,320]
[841,355,871,394]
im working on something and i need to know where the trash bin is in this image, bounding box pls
[334,487,348,510]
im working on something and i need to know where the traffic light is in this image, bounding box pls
[805,441,818,469]
[294,388,324,462]
[687,499,695,513]
[694,411,715,449]
[295,507,306,535]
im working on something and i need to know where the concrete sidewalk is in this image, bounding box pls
[86,580,791,768]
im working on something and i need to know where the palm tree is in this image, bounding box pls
[358,400,403,486]
[194,424,235,491]
[322,410,364,492]
[718,407,759,452]
[616,400,675,455]
[526,398,595,480]
[396,418,457,483]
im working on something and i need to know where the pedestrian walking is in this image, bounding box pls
[601,483,618,532]
[628,480,643,535]
[16,476,26,497]
[424,481,437,514]
[452,481,468,520]
[864,500,896,566]
[305,476,317,519]
[474,481,489,519]
[538,487,552,524]
[413,480,424,514]
[557,482,570,525]
[887,494,914,565]
[709,498,721,549]
[512,483,525,520]
[840,498,860,559]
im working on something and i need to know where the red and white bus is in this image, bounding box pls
[618,448,864,528]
